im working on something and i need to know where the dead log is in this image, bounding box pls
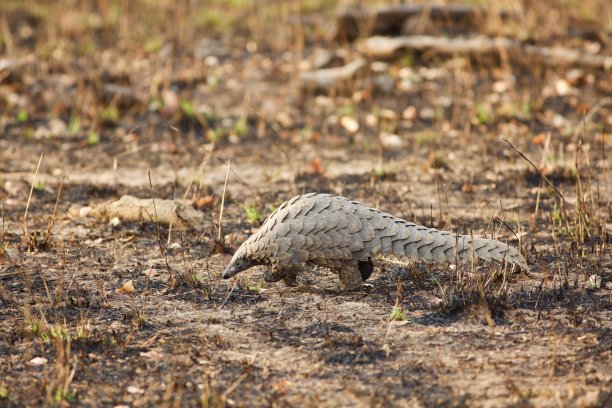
[299,58,367,90]
[87,195,211,230]
[336,5,511,41]
[358,35,612,70]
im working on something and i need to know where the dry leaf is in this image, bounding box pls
[196,195,215,209]
[116,281,135,294]
[272,379,290,394]
[139,350,163,360]
[143,269,158,278]
[531,133,547,145]
[309,158,325,175]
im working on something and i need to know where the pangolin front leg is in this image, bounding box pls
[262,263,301,287]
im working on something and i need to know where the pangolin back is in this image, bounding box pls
[223,193,529,289]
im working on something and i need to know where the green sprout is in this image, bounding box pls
[243,204,263,225]
[388,306,408,322]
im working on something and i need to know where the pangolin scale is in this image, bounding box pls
[223,193,529,290]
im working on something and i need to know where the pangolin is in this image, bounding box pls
[222,193,529,291]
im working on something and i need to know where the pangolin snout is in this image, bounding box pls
[222,256,255,279]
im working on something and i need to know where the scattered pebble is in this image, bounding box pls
[126,386,144,395]
[379,109,398,122]
[555,79,573,96]
[340,116,359,133]
[49,119,67,137]
[380,133,403,150]
[419,107,435,120]
[365,113,378,127]
[28,357,48,366]
[276,111,293,129]
[402,106,416,120]
[587,275,601,290]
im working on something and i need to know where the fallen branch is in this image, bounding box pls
[299,58,367,89]
[358,35,612,70]
[358,35,513,57]
[88,195,211,230]
[336,5,511,41]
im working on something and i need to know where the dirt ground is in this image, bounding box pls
[1,1,611,407]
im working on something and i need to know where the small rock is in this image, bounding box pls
[126,386,144,395]
[555,79,573,96]
[492,80,510,93]
[162,90,180,115]
[109,321,123,331]
[398,78,414,92]
[340,116,359,133]
[379,109,398,121]
[49,119,67,137]
[419,107,435,120]
[365,113,378,128]
[314,95,334,110]
[402,106,416,120]
[551,113,570,128]
[79,206,93,217]
[371,61,389,72]
[398,67,415,79]
[3,180,28,197]
[434,96,452,108]
[276,111,293,129]
[586,275,601,290]
[28,357,48,366]
[380,133,403,150]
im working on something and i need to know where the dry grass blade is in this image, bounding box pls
[22,152,44,248]
[148,170,174,284]
[218,159,232,243]
[502,138,566,203]
[42,176,65,248]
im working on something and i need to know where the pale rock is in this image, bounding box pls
[555,79,573,96]
[402,106,416,120]
[380,133,403,150]
[340,116,359,133]
[419,107,435,120]
[365,113,378,128]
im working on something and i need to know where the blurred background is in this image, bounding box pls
[1,1,609,186]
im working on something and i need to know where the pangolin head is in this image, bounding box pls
[222,244,258,279]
